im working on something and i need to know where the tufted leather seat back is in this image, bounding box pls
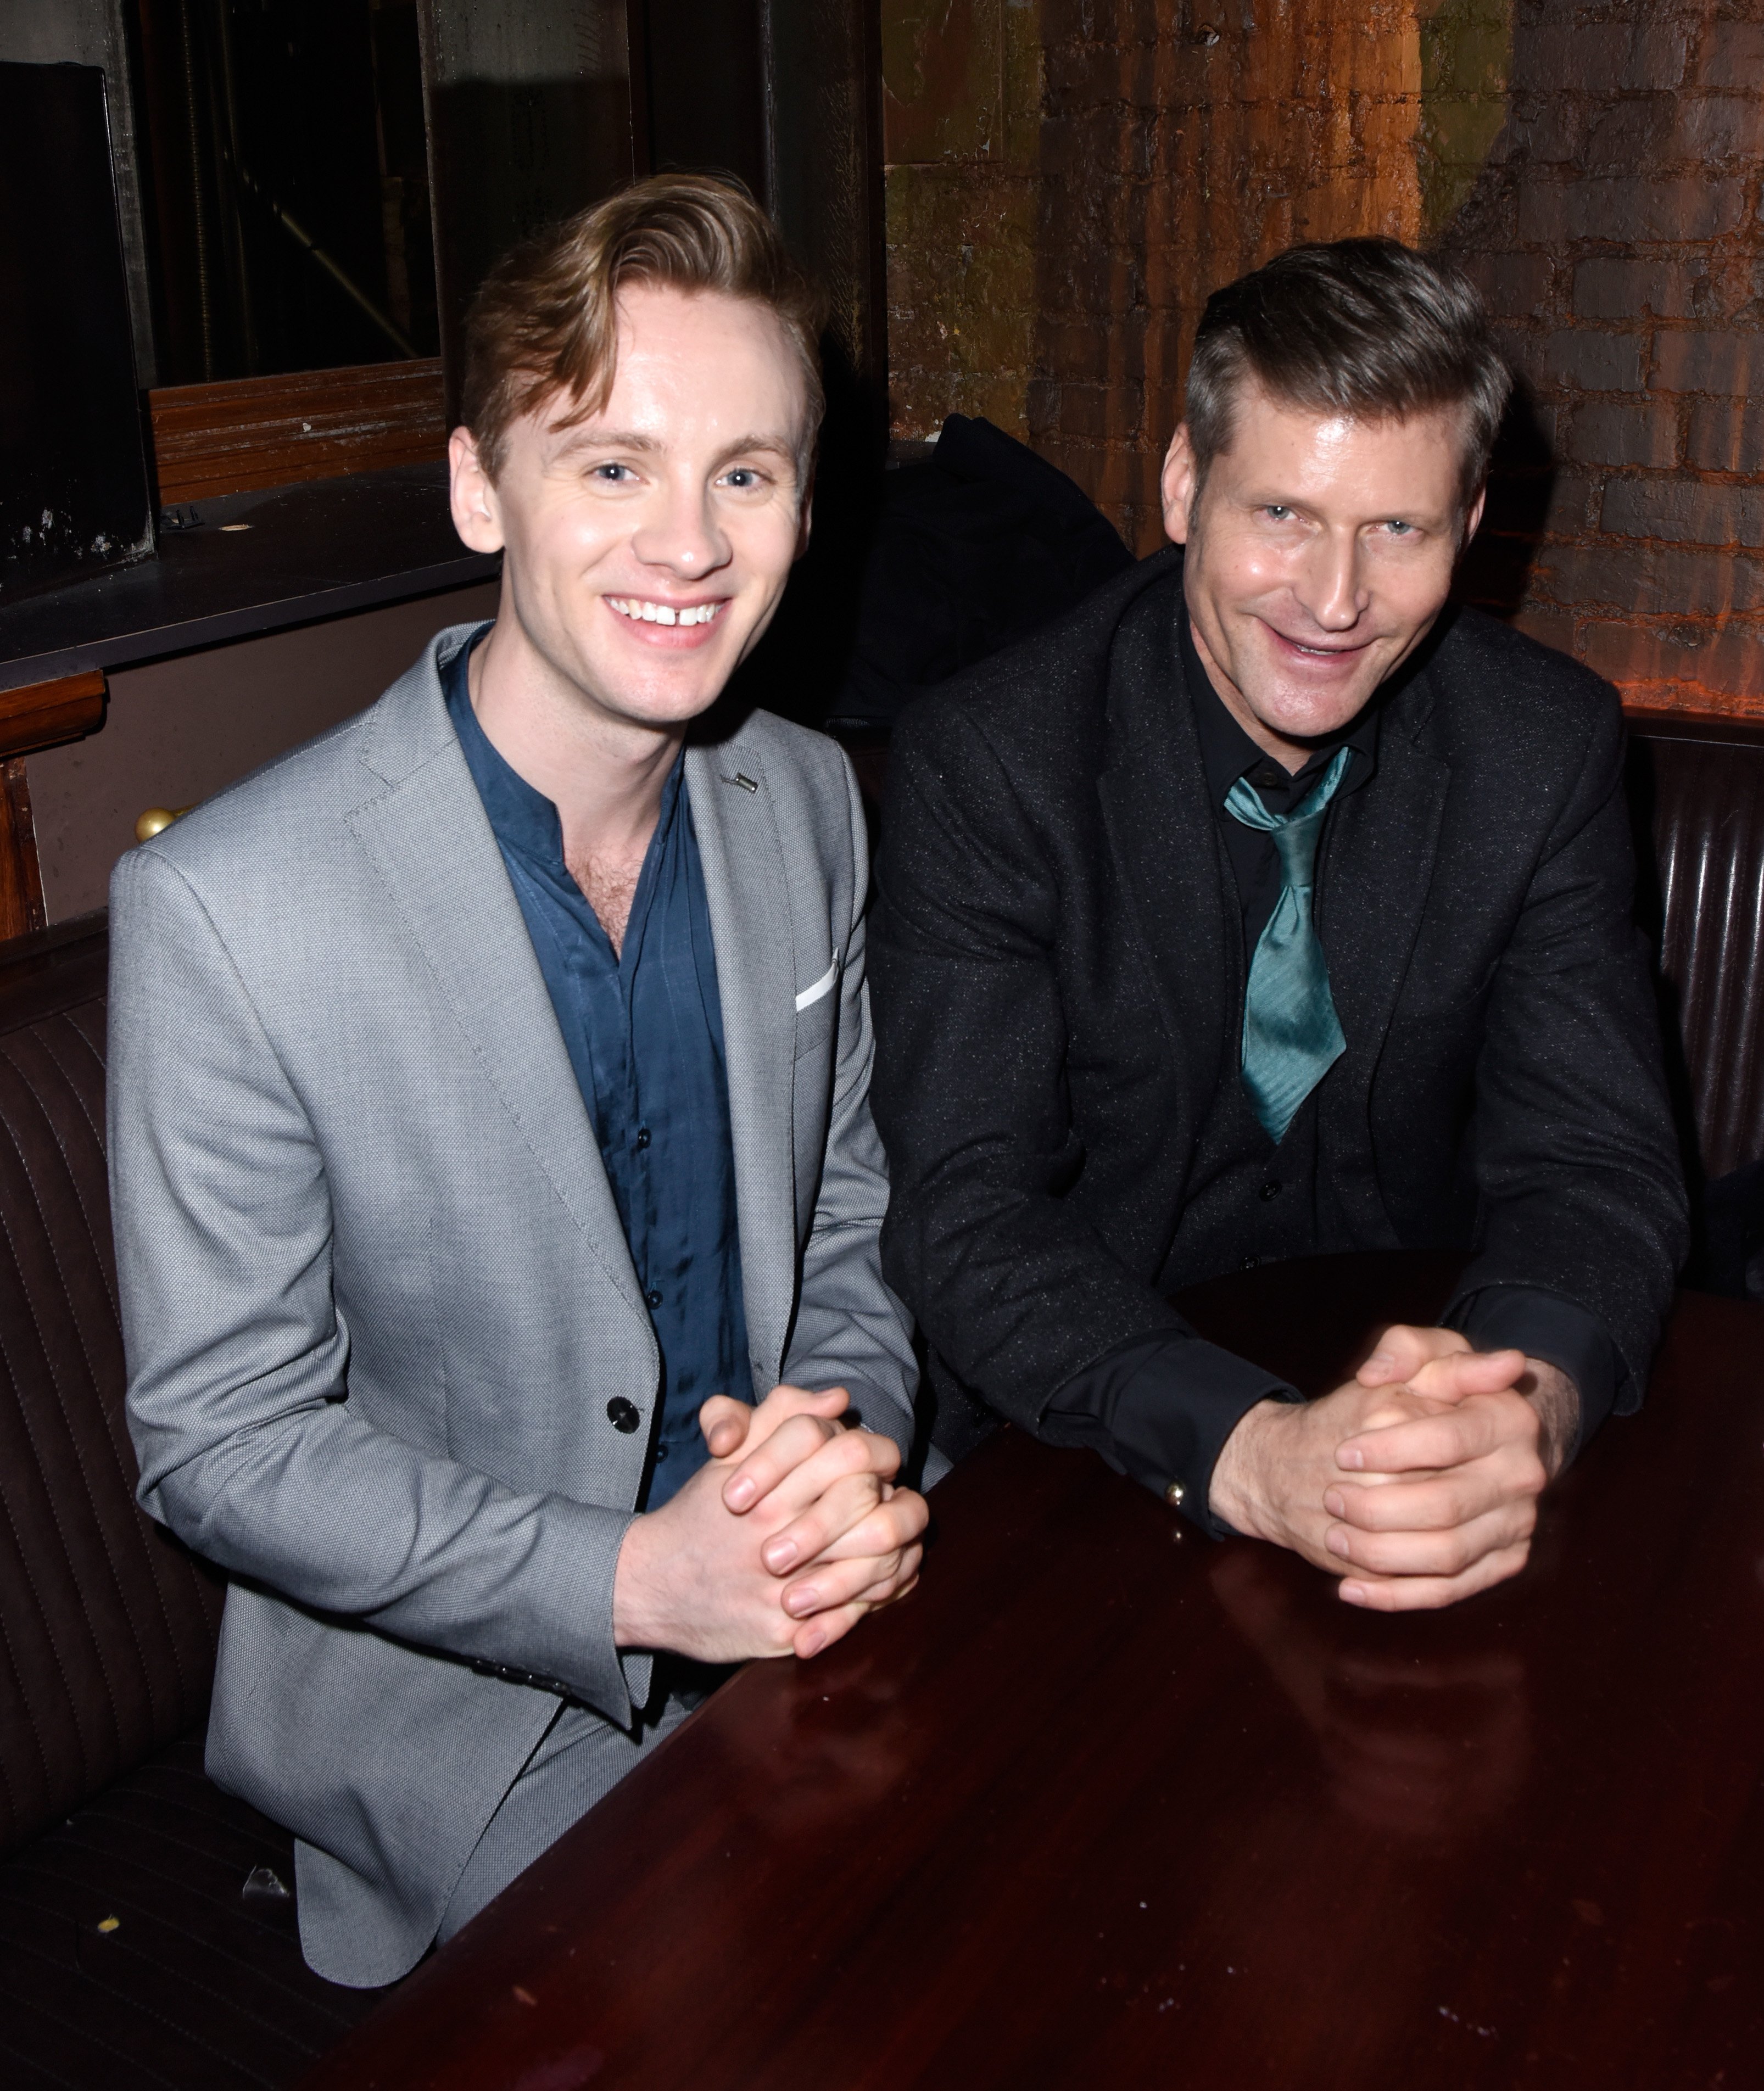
[1628,717,1764,1182]
[0,925,223,1859]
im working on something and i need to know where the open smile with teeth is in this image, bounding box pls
[607,596,725,628]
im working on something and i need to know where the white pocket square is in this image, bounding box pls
[794,959,839,1012]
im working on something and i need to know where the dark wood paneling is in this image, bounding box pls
[0,671,105,942]
[0,763,47,942]
[418,3,637,424]
[0,670,107,761]
[761,0,888,391]
[148,359,447,504]
[303,1254,1764,2091]
[629,0,767,195]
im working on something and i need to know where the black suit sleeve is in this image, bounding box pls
[870,705,1207,1441]
[1452,1285,1617,1457]
[1439,698,1687,1405]
[1041,1334,1301,1536]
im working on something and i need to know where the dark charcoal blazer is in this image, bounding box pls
[869,547,1688,1447]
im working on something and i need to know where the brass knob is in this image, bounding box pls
[135,804,194,842]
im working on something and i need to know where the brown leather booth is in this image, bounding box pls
[1627,713,1764,1183]
[0,929,383,2089]
[0,713,1759,2090]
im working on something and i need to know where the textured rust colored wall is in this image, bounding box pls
[884,1,1450,546]
[1029,0,1439,550]
[881,0,1764,718]
[881,1,1044,437]
[1439,4,1764,717]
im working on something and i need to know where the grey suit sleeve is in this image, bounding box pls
[776,752,919,1458]
[110,845,640,1726]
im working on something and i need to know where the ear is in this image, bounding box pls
[794,469,816,563]
[449,426,506,555]
[1160,424,1199,546]
[1460,484,1487,551]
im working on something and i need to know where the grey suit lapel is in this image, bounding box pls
[1097,589,1237,1122]
[345,653,649,1321]
[684,736,797,1389]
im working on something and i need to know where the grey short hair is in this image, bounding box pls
[1184,239,1512,509]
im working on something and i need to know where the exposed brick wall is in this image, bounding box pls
[1029,0,1437,551]
[1439,5,1764,717]
[881,0,1043,437]
[881,0,1764,719]
[884,2,1476,546]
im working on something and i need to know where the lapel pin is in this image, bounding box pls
[725,773,760,793]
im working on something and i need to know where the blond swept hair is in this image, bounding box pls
[461,172,827,480]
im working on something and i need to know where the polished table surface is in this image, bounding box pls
[303,1254,1764,2089]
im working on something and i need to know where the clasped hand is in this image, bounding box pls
[1209,1326,1577,1612]
[612,1384,927,1664]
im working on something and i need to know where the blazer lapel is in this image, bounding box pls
[1096,589,1237,1125]
[345,656,647,1320]
[1315,667,1451,1239]
[684,736,799,1389]
[1318,670,1452,1061]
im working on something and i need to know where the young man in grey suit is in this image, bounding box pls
[109,176,927,1987]
[871,241,1686,1613]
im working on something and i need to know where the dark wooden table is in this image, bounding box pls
[303,1254,1764,2090]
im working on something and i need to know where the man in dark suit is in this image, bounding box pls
[869,239,1687,1611]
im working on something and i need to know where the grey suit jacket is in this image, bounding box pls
[109,624,916,1985]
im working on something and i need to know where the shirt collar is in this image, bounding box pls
[1177,610,1379,808]
[441,622,684,876]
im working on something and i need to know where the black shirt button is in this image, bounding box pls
[606,1396,641,1433]
[1259,1179,1281,1201]
[645,1288,663,1309]
[635,1126,651,1150]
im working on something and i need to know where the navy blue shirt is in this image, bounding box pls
[444,628,749,1507]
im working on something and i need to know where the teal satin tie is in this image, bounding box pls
[1224,745,1352,1145]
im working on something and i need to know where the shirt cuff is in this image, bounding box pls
[1041,1332,1300,1539]
[1448,1286,1618,1461]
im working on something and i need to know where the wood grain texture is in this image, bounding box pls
[148,362,447,505]
[301,1253,1764,2091]
[0,765,46,942]
[0,674,104,943]
[0,670,107,762]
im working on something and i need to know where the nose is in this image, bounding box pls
[1297,528,1368,633]
[630,471,732,581]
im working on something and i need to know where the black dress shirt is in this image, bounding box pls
[1042,615,1618,1532]
[445,628,750,1509]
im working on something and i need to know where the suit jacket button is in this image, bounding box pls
[1164,1481,1185,1507]
[606,1397,641,1433]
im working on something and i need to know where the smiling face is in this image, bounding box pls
[1161,381,1482,767]
[449,281,812,737]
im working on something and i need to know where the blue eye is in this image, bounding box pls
[1264,505,1293,522]
[1386,519,1414,535]
[724,467,760,489]
[592,462,634,483]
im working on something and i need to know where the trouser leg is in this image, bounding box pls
[438,1691,692,1943]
